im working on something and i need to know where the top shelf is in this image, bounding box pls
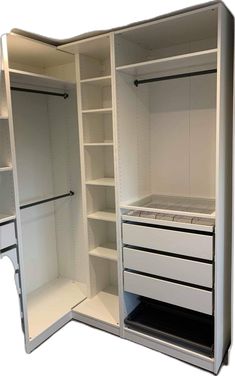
[9,69,76,90]
[116,49,217,77]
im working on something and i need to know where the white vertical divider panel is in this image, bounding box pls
[214,4,234,373]
[110,33,123,335]
[1,35,30,347]
[75,54,91,297]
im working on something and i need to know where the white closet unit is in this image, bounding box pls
[0,1,233,374]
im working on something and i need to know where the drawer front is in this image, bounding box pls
[124,271,213,315]
[123,247,213,288]
[0,223,16,250]
[123,223,213,260]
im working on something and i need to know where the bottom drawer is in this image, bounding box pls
[124,271,213,315]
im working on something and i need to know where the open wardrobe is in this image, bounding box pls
[0,1,233,373]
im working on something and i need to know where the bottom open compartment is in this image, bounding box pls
[124,297,214,357]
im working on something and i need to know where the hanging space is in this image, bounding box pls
[59,35,120,331]
[115,5,217,363]
[7,34,88,343]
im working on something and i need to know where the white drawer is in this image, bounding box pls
[0,222,16,250]
[123,247,213,288]
[124,271,213,315]
[123,223,213,260]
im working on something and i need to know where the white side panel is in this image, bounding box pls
[116,72,151,203]
[214,5,234,373]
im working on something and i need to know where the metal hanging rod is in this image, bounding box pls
[11,86,69,99]
[20,191,74,210]
[134,68,217,87]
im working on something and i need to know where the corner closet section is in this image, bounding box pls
[7,34,87,341]
[60,35,120,330]
[115,4,218,362]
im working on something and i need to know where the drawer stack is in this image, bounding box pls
[122,221,214,315]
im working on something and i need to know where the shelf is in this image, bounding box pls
[86,178,115,187]
[116,49,217,77]
[27,277,86,340]
[122,194,215,219]
[89,243,117,261]
[82,108,112,114]
[72,285,119,326]
[80,76,111,86]
[0,166,13,172]
[0,213,16,224]
[9,69,76,90]
[84,142,113,146]
[87,210,116,222]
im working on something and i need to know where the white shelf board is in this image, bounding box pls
[0,213,16,224]
[84,142,113,146]
[59,34,110,58]
[0,115,8,120]
[116,49,217,76]
[0,166,13,172]
[87,210,116,222]
[121,194,215,219]
[82,108,112,114]
[27,278,86,339]
[89,243,117,261]
[72,285,119,326]
[86,178,115,187]
[9,69,76,90]
[80,76,111,86]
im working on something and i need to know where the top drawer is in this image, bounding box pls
[122,222,213,260]
[0,222,16,250]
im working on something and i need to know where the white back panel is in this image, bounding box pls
[12,91,58,294]
[150,73,216,198]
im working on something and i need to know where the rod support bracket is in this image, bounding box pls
[134,80,139,87]
[64,93,69,99]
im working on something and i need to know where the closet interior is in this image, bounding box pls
[6,34,88,340]
[0,2,233,373]
[115,6,217,358]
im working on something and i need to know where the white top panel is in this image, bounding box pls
[116,49,217,76]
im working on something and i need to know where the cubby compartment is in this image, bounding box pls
[115,6,217,67]
[84,144,114,183]
[81,81,112,111]
[73,256,119,326]
[87,185,116,223]
[75,36,111,80]
[83,112,113,144]
[7,34,76,82]
[88,219,117,261]
[124,297,214,357]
